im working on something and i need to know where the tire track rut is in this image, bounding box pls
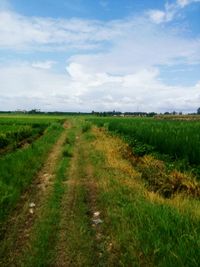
[0,126,68,267]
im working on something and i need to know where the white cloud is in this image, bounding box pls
[0,9,199,66]
[32,61,56,69]
[66,62,122,88]
[177,0,200,7]
[0,5,200,112]
[1,61,199,113]
[0,62,70,97]
[69,18,200,74]
[64,62,200,113]
[148,10,166,24]
[148,0,200,24]
[0,10,119,51]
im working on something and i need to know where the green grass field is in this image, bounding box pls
[0,115,200,267]
[89,117,200,165]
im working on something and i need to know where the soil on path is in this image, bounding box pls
[54,132,102,267]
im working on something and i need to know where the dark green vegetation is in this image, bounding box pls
[0,124,45,150]
[89,117,200,165]
[0,115,65,151]
[0,115,200,267]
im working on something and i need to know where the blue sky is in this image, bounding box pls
[6,0,166,20]
[0,0,200,112]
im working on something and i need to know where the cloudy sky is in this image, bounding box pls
[0,0,200,112]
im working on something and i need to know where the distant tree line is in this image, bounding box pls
[1,107,200,116]
[92,111,157,117]
[0,109,91,116]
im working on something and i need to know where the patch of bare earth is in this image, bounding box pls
[80,139,106,265]
[0,127,68,267]
[82,153,104,262]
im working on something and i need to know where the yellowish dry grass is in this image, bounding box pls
[92,126,200,221]
[92,127,142,189]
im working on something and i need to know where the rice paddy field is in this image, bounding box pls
[0,114,200,267]
[89,117,200,164]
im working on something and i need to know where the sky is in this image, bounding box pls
[0,0,200,113]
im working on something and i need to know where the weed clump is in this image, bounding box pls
[139,155,200,198]
[82,122,91,133]
[63,148,72,157]
[65,137,70,145]
[48,122,62,130]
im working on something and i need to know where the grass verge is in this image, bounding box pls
[88,127,200,267]
[54,121,95,267]
[0,123,63,223]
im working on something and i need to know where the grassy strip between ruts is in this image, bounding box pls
[21,125,77,267]
[88,127,200,267]
[54,122,96,267]
[0,122,63,223]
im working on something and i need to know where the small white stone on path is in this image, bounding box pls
[93,211,100,217]
[29,202,36,208]
[29,208,34,214]
[92,218,103,225]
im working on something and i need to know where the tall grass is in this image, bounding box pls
[0,115,65,125]
[0,124,46,149]
[89,130,200,266]
[89,117,200,165]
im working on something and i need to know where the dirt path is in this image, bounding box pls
[0,126,68,267]
[54,130,103,267]
[54,143,80,267]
